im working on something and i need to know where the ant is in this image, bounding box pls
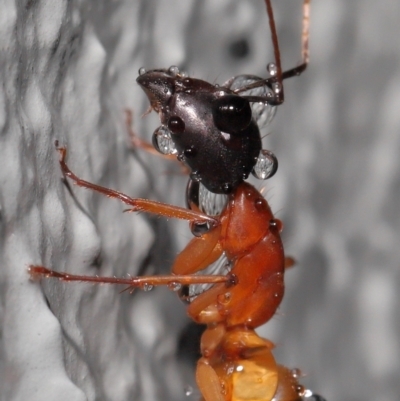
[29,1,326,400]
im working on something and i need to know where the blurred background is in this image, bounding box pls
[1,1,399,401]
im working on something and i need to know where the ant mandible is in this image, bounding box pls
[29,1,326,400]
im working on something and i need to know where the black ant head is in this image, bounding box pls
[137,67,262,194]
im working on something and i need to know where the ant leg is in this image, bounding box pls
[281,0,310,80]
[172,226,224,275]
[233,0,284,104]
[235,0,311,105]
[264,0,283,87]
[125,109,155,153]
[28,266,231,288]
[56,145,217,227]
[29,207,231,289]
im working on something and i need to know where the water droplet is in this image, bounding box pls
[180,71,188,78]
[152,126,177,155]
[168,282,182,291]
[217,292,231,305]
[168,65,180,76]
[226,273,238,287]
[269,218,283,232]
[235,365,244,372]
[222,182,232,193]
[203,349,211,358]
[220,382,227,395]
[223,365,233,375]
[184,385,193,396]
[296,384,305,396]
[254,199,264,211]
[252,149,278,180]
[267,62,277,76]
[143,283,153,292]
[168,116,185,135]
[138,67,146,76]
[184,146,197,158]
[303,389,313,398]
[190,171,202,182]
[272,81,281,94]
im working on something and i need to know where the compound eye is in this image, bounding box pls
[212,95,252,134]
[167,116,185,135]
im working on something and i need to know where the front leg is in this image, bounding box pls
[56,144,217,227]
